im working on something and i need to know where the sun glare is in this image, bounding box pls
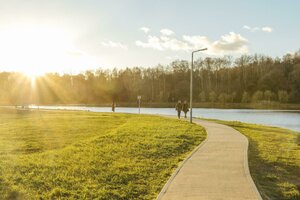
[24,70,42,87]
[0,25,91,74]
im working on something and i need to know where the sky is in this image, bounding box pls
[0,0,299,75]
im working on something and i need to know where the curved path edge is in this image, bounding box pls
[242,134,263,200]
[156,128,210,200]
[157,116,262,200]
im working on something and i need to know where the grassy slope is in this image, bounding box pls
[213,119,300,200]
[0,108,206,199]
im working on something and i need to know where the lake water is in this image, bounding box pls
[29,105,300,132]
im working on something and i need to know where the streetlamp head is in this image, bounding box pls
[193,48,208,53]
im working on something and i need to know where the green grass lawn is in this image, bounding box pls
[0,108,206,199]
[213,119,300,200]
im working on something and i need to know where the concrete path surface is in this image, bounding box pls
[157,118,262,200]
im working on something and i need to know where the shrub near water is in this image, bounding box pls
[0,109,206,199]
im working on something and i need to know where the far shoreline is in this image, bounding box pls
[7,102,300,110]
[2,106,300,132]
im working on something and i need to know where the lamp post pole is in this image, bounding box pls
[137,95,141,114]
[190,48,207,123]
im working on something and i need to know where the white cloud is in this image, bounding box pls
[101,41,128,50]
[160,29,174,36]
[243,25,251,30]
[262,26,273,33]
[183,32,248,54]
[136,30,249,55]
[182,35,211,48]
[160,36,170,42]
[140,27,150,33]
[136,36,164,50]
[162,37,190,51]
[243,25,273,33]
[136,35,190,51]
[211,32,248,54]
[243,25,259,32]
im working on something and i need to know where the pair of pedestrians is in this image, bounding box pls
[175,100,189,119]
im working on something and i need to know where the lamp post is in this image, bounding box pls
[190,48,207,123]
[137,95,141,114]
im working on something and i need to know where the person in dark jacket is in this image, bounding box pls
[112,101,116,112]
[175,100,183,119]
[182,100,189,118]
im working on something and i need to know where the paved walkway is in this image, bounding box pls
[157,118,262,200]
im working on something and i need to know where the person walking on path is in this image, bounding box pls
[182,100,189,118]
[112,101,116,112]
[175,100,183,119]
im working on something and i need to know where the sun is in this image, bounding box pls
[0,25,79,73]
[24,70,43,87]
[0,24,98,76]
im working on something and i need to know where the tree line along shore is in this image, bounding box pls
[0,51,299,106]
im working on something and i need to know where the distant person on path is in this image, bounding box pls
[182,100,189,118]
[175,100,183,119]
[112,101,116,112]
